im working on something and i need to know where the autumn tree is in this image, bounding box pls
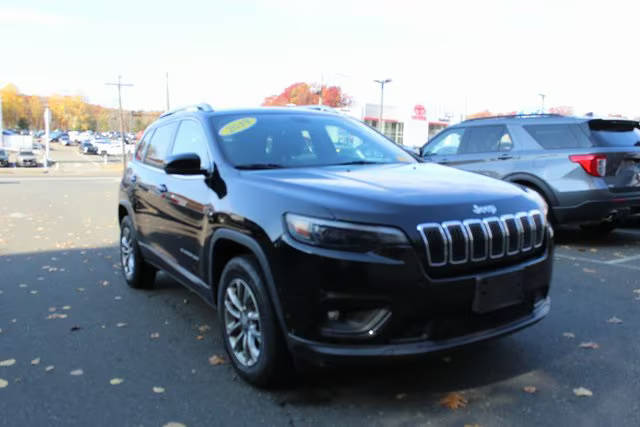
[262,82,351,108]
[0,83,26,128]
[549,106,574,116]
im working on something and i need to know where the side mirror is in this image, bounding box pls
[164,153,206,175]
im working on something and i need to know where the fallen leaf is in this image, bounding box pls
[114,296,122,300]
[153,386,165,393]
[0,359,16,367]
[48,307,56,312]
[31,358,40,365]
[579,341,600,350]
[442,356,452,363]
[589,248,598,253]
[607,316,623,324]
[18,283,28,288]
[573,387,593,397]
[196,335,204,341]
[116,322,127,328]
[46,313,68,320]
[62,306,71,310]
[162,423,186,427]
[523,386,537,394]
[439,392,467,409]
[198,324,211,333]
[150,332,160,339]
[0,379,7,388]
[208,355,226,366]
[77,288,85,292]
[29,290,38,295]
[70,325,82,332]
[45,365,54,372]
[109,378,124,385]
[395,393,407,400]
[100,280,109,286]
[563,332,575,339]
[582,268,596,274]
[70,369,84,376]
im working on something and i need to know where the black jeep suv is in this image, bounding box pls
[118,104,553,386]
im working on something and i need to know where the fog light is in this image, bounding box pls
[327,310,340,321]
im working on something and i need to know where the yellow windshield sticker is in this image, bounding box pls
[219,117,257,136]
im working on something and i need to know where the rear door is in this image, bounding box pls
[160,119,215,282]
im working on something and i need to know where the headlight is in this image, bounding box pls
[284,213,409,251]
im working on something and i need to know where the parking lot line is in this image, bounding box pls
[554,253,640,271]
[606,253,640,264]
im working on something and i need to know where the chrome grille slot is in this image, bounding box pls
[418,210,546,267]
[443,221,468,264]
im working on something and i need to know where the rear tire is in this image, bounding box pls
[580,222,617,234]
[119,216,156,289]
[217,255,291,387]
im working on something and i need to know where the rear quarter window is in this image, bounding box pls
[523,124,592,149]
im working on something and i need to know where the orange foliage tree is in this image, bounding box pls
[262,82,351,108]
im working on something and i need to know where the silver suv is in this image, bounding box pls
[421,114,640,232]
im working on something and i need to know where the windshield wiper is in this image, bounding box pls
[235,163,286,170]
[330,160,389,166]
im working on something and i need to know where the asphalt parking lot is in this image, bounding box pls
[1,176,639,427]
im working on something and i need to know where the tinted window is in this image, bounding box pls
[461,125,510,154]
[524,124,592,149]
[135,130,153,161]
[588,121,640,147]
[144,123,177,168]
[210,114,415,168]
[171,120,211,168]
[423,129,465,156]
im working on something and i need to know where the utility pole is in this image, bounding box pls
[374,78,392,135]
[44,106,51,169]
[538,93,546,114]
[106,75,133,167]
[165,72,170,111]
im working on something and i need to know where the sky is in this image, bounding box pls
[1,0,639,117]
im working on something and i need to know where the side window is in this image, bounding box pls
[144,122,178,168]
[135,129,154,161]
[171,120,211,169]
[460,125,509,154]
[523,124,592,149]
[423,129,465,156]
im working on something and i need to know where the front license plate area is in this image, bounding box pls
[472,270,524,314]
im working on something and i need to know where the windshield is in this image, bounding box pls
[210,113,416,169]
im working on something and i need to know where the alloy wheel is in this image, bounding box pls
[120,226,135,279]
[224,278,262,367]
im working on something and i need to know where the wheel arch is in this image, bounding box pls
[208,229,288,335]
[504,173,558,207]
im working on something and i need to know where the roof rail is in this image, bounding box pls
[463,113,564,122]
[159,103,213,119]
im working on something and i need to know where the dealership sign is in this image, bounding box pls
[411,104,427,121]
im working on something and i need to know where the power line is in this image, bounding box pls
[105,75,133,167]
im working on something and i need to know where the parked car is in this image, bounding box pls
[17,150,37,167]
[118,105,553,386]
[0,149,9,167]
[79,141,98,155]
[420,114,640,232]
[94,139,133,157]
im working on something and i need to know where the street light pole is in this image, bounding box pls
[106,75,133,167]
[538,93,546,114]
[374,78,392,135]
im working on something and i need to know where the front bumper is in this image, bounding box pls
[273,230,553,363]
[289,297,550,364]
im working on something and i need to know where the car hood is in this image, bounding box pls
[239,163,542,225]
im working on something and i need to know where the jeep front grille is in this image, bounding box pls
[417,210,545,267]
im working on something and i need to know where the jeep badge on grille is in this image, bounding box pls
[472,204,497,215]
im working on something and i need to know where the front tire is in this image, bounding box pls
[218,255,290,387]
[119,216,156,289]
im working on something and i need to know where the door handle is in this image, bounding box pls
[158,184,168,193]
[498,154,513,160]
